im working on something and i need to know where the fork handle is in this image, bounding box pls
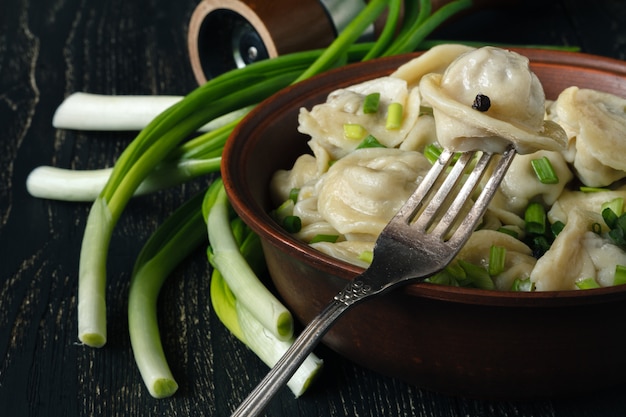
[230,298,349,417]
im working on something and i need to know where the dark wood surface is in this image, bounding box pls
[2,0,626,416]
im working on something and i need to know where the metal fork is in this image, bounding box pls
[231,145,517,417]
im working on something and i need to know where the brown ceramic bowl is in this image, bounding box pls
[222,49,626,399]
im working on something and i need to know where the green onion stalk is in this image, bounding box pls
[71,0,474,396]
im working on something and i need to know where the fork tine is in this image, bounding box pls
[413,150,477,231]
[447,145,517,247]
[429,151,494,238]
[393,148,456,224]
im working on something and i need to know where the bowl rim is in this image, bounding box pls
[222,47,626,308]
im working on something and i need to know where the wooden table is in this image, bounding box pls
[2,0,626,415]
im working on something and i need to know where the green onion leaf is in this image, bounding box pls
[601,197,624,217]
[356,134,386,149]
[282,215,302,233]
[288,188,300,204]
[575,277,601,290]
[343,123,367,140]
[385,102,403,129]
[362,92,381,114]
[524,202,546,235]
[488,245,507,276]
[530,156,559,184]
[511,277,535,292]
[458,260,495,290]
[551,220,565,237]
[423,143,443,164]
[309,234,339,244]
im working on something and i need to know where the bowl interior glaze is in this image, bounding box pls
[222,49,626,398]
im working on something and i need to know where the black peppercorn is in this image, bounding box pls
[472,94,491,112]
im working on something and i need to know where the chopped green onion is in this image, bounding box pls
[614,265,626,286]
[511,277,535,292]
[288,188,300,203]
[524,202,546,235]
[356,134,386,149]
[362,92,381,114]
[343,123,367,140]
[551,221,565,237]
[575,277,601,290]
[458,260,495,290]
[423,143,443,164]
[358,250,373,264]
[580,186,608,192]
[497,227,519,239]
[530,156,559,184]
[309,234,339,244]
[272,199,294,222]
[282,215,302,233]
[601,197,624,217]
[385,102,403,129]
[488,245,507,276]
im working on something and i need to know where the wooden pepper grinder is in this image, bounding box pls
[188,0,369,84]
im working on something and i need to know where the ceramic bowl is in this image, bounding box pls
[221,49,626,399]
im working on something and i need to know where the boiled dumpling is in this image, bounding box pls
[419,46,567,154]
[551,86,626,186]
[298,76,421,161]
[391,43,475,88]
[499,150,574,214]
[316,147,431,238]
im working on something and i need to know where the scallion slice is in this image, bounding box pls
[362,92,381,114]
[530,156,559,184]
[488,245,506,276]
[309,234,339,244]
[385,102,403,129]
[288,188,300,204]
[458,260,495,290]
[343,123,367,139]
[575,277,601,290]
[601,197,624,217]
[524,202,546,235]
[356,134,386,149]
[282,215,302,233]
[358,250,373,264]
[423,143,442,164]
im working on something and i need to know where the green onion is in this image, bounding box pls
[343,123,368,140]
[497,227,519,239]
[128,191,207,398]
[207,215,322,397]
[309,234,339,244]
[524,202,546,235]
[356,134,386,149]
[288,188,300,203]
[488,245,507,276]
[601,197,624,217]
[551,220,565,237]
[423,143,443,164]
[385,102,404,129]
[511,277,535,292]
[530,156,559,184]
[362,92,381,114]
[358,250,374,264]
[575,277,601,290]
[458,260,495,290]
[282,215,302,233]
[580,186,608,193]
[614,265,626,286]
[206,181,294,341]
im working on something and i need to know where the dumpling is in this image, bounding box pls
[315,147,432,238]
[297,76,421,160]
[419,46,567,154]
[499,150,573,214]
[391,43,476,88]
[551,86,626,186]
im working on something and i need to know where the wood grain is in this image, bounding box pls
[2,0,626,416]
